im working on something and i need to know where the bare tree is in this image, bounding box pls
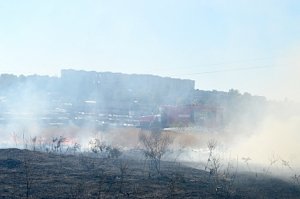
[139,130,173,175]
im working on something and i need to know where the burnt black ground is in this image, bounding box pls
[0,148,299,199]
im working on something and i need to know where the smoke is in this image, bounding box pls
[229,104,300,172]
[163,100,300,172]
[0,79,48,147]
[230,110,298,164]
[227,49,300,170]
[0,68,299,177]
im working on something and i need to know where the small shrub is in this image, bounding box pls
[139,130,173,175]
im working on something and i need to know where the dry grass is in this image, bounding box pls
[0,148,299,198]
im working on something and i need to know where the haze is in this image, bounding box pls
[0,0,300,101]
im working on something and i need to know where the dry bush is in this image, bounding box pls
[52,136,67,153]
[262,154,279,175]
[88,138,106,157]
[139,130,173,175]
[88,138,122,159]
[205,139,219,174]
[204,139,239,197]
[66,142,81,155]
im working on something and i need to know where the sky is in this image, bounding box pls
[0,0,300,101]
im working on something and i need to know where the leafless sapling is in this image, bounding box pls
[139,130,173,175]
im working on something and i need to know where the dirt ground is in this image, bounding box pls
[0,148,299,199]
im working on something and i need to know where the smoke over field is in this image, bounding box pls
[231,108,300,169]
[0,70,299,173]
[0,71,300,198]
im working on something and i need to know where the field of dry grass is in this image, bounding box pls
[0,148,299,199]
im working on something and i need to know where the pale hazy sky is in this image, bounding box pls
[0,0,300,101]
